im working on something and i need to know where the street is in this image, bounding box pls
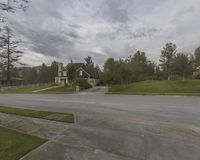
[0,93,200,159]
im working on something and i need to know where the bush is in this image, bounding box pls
[74,78,92,90]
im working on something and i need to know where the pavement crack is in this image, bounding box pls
[143,134,147,160]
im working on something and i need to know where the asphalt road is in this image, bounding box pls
[0,92,200,159]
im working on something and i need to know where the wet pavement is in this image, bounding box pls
[0,92,200,160]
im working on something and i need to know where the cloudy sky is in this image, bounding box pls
[5,0,200,66]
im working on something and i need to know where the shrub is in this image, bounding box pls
[74,78,92,90]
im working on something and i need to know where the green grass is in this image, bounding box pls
[109,80,200,96]
[40,86,74,94]
[0,126,46,160]
[0,106,74,123]
[1,85,51,93]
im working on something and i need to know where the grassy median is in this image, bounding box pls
[0,126,46,160]
[109,80,200,96]
[0,106,74,123]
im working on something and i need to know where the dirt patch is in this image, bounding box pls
[45,114,66,121]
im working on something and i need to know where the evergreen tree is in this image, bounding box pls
[37,64,50,83]
[172,53,193,80]
[160,42,177,80]
[194,46,200,67]
[130,51,148,81]
[49,61,58,82]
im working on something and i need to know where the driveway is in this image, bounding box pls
[77,86,107,95]
[0,93,200,159]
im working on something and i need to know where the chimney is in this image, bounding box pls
[58,63,63,77]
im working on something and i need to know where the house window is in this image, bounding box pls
[58,72,62,77]
[63,71,67,76]
[80,70,83,76]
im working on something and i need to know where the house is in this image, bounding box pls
[193,66,200,78]
[55,62,99,86]
[55,63,68,86]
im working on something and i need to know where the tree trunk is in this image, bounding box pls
[182,72,185,81]
[7,27,10,85]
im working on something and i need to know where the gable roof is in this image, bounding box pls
[76,67,91,77]
[64,62,99,79]
[66,63,84,70]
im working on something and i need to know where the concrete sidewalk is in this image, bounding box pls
[32,86,62,93]
[1,112,200,160]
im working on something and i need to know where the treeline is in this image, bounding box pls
[101,43,200,86]
[20,61,58,84]
[1,42,200,86]
[0,61,58,86]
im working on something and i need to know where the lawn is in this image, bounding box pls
[109,80,200,95]
[0,126,46,160]
[0,85,75,94]
[0,106,74,123]
[0,85,51,93]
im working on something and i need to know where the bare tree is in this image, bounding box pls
[0,27,24,84]
[0,0,29,85]
[0,0,29,12]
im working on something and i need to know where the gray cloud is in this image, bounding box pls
[3,0,200,66]
[68,23,82,29]
[128,27,160,39]
[100,0,129,23]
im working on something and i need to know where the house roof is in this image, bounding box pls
[76,67,91,77]
[66,62,99,79]
[66,63,84,70]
